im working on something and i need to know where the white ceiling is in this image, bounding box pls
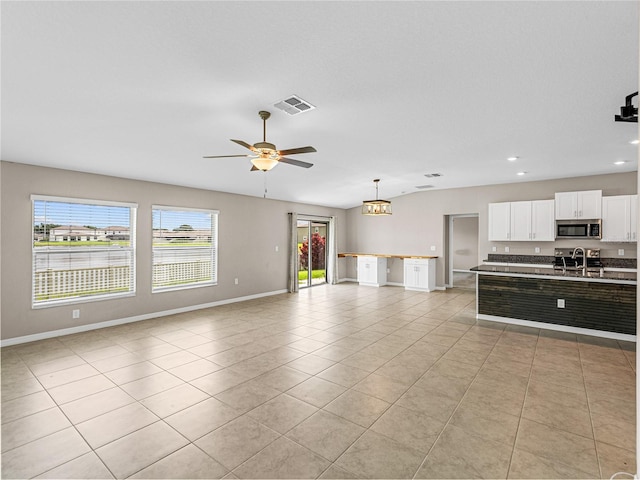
[2,1,638,209]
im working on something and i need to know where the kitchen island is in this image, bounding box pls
[471,265,636,340]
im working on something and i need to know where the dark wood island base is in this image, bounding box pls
[473,267,636,341]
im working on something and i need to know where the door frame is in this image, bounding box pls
[447,213,479,288]
[296,216,329,289]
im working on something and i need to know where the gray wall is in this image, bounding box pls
[2,161,637,341]
[0,162,348,341]
[345,172,638,286]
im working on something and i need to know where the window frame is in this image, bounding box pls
[31,194,137,309]
[151,205,219,293]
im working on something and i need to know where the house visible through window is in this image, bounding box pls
[152,206,218,292]
[32,195,137,308]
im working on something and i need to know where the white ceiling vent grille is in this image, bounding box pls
[424,173,443,178]
[415,185,435,189]
[274,95,316,115]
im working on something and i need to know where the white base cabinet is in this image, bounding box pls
[357,256,387,287]
[404,258,436,292]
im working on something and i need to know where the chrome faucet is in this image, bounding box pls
[572,247,586,275]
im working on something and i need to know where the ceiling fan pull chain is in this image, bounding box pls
[264,171,267,198]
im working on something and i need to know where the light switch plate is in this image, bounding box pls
[534,247,540,254]
[430,245,436,251]
[492,246,497,252]
[557,299,565,308]
[618,249,625,256]
[504,246,510,253]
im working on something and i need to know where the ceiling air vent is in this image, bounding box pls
[274,95,316,116]
[424,173,442,178]
[415,185,434,189]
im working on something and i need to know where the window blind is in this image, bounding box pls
[32,196,137,307]
[152,206,218,292]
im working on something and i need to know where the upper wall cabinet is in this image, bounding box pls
[531,200,556,241]
[602,195,638,242]
[489,200,555,241]
[555,190,602,220]
[488,202,511,241]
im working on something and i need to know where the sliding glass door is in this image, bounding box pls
[297,219,327,288]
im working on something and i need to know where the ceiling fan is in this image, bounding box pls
[204,111,316,171]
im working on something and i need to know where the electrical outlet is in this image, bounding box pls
[430,245,436,251]
[534,247,540,254]
[275,245,279,252]
[618,249,625,256]
[386,268,390,273]
[504,246,510,253]
[492,246,497,252]
[557,299,565,309]
[72,309,80,319]
[234,278,239,285]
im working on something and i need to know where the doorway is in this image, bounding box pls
[448,214,479,289]
[297,219,328,288]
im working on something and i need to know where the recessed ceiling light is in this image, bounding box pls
[630,140,639,145]
[507,156,519,162]
[614,160,628,165]
[516,171,527,176]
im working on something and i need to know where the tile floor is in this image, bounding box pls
[1,283,636,479]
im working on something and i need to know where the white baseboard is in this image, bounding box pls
[1,289,288,347]
[476,313,636,342]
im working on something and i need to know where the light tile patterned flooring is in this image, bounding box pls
[1,284,636,479]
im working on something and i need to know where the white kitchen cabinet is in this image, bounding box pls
[602,195,638,242]
[530,200,556,241]
[488,202,511,241]
[510,201,532,241]
[555,190,602,220]
[403,258,435,292]
[357,256,387,287]
[490,200,554,241]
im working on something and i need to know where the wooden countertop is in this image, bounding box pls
[338,253,438,259]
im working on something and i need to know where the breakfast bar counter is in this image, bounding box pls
[471,265,636,339]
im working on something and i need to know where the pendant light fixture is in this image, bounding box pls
[362,179,392,215]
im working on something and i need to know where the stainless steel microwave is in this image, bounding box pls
[556,220,601,239]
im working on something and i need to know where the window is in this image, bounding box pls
[32,195,137,308]
[152,206,218,292]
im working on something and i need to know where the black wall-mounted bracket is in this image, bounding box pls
[614,91,638,123]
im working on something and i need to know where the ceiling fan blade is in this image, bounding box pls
[250,165,259,171]
[278,157,314,168]
[203,154,250,158]
[277,146,317,156]
[231,139,258,152]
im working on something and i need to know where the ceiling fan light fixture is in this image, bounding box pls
[362,179,392,215]
[251,155,279,171]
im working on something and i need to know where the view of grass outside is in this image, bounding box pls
[298,269,326,281]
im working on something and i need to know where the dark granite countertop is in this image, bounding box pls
[486,253,637,269]
[471,265,636,284]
